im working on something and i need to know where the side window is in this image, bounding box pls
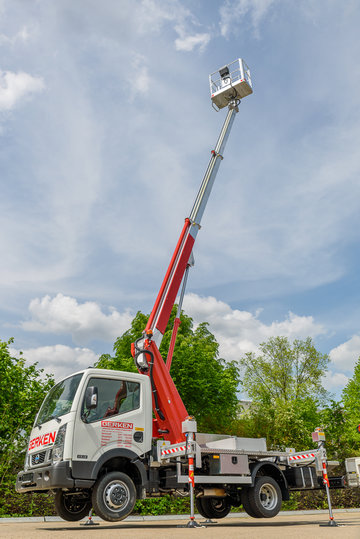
[82,377,140,423]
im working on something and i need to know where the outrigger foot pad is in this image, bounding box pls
[80,510,100,526]
[319,519,339,527]
[178,519,205,528]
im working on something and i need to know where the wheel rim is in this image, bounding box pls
[210,499,226,511]
[103,480,130,512]
[259,483,278,510]
[63,495,87,514]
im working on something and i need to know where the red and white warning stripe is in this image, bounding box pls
[161,445,186,458]
[289,453,315,461]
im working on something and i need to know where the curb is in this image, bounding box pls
[1,508,360,523]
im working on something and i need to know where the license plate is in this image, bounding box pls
[21,473,34,482]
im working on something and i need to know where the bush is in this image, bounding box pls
[0,481,56,517]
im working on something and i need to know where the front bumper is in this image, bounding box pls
[16,461,93,493]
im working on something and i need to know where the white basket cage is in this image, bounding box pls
[209,58,253,110]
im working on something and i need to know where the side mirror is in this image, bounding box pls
[85,386,98,409]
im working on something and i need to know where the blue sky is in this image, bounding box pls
[1,0,360,398]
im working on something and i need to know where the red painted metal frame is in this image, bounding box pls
[140,218,197,442]
[133,218,195,443]
[166,316,181,371]
[145,218,195,337]
[146,339,188,443]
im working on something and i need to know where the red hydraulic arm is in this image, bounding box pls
[132,102,240,444]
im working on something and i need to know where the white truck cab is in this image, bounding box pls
[17,368,153,521]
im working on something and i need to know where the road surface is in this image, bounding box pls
[0,511,359,538]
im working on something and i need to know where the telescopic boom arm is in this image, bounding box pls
[132,59,252,443]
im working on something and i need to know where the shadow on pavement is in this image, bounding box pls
[42,517,357,532]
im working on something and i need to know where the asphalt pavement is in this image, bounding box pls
[0,510,360,538]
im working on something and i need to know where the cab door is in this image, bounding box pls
[72,374,150,469]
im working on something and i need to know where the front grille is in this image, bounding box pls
[29,446,53,468]
[31,451,46,466]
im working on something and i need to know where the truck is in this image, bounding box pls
[16,59,351,523]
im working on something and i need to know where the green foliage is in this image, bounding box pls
[169,321,239,432]
[134,495,190,515]
[238,337,329,450]
[237,397,320,451]
[96,307,240,432]
[0,489,56,517]
[341,357,360,454]
[240,337,329,404]
[319,400,351,461]
[0,339,54,484]
[96,311,148,373]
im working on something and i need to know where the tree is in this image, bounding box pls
[238,337,329,450]
[340,357,360,455]
[319,400,350,461]
[240,336,329,404]
[0,339,54,484]
[96,307,240,432]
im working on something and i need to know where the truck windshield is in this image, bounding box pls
[35,373,83,426]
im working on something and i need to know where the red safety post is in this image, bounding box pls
[178,417,204,529]
[313,428,339,527]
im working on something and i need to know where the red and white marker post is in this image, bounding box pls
[179,417,204,529]
[312,428,338,527]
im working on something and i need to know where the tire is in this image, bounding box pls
[92,471,136,522]
[195,497,231,519]
[241,488,261,518]
[54,490,92,521]
[245,476,282,518]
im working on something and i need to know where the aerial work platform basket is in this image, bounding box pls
[209,58,253,110]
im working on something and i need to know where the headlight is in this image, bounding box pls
[52,424,67,464]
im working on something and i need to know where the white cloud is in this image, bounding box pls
[329,335,360,371]
[126,53,150,101]
[0,26,31,45]
[174,26,211,52]
[219,0,277,37]
[10,344,99,381]
[21,294,133,345]
[0,70,44,111]
[131,0,190,34]
[183,293,325,359]
[322,371,349,392]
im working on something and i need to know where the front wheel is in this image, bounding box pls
[195,497,231,519]
[244,476,282,518]
[54,490,92,521]
[92,471,136,522]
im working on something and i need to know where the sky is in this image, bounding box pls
[1,0,360,400]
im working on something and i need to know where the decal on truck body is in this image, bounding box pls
[28,431,56,451]
[100,421,133,448]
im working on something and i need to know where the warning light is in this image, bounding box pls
[356,424,360,433]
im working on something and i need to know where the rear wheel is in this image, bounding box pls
[241,488,261,518]
[244,476,282,518]
[195,497,231,519]
[92,471,136,522]
[54,490,91,521]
